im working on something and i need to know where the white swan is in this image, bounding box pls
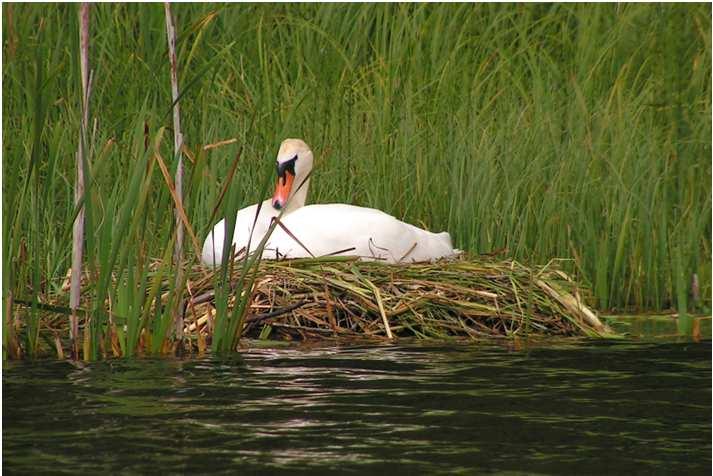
[264,204,458,264]
[201,138,313,266]
[203,138,459,266]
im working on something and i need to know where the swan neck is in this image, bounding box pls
[287,177,310,212]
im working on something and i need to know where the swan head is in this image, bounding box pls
[272,138,313,210]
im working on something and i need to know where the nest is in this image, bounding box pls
[184,255,611,344]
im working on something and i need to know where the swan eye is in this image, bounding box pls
[276,156,297,179]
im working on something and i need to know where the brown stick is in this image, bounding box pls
[164,2,185,341]
[245,300,309,323]
[70,3,91,359]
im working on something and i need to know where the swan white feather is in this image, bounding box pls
[263,204,458,263]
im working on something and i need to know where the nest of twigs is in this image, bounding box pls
[184,255,611,343]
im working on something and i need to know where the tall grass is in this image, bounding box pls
[2,4,710,356]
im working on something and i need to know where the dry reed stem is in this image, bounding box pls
[14,255,612,358]
[203,138,238,150]
[179,256,611,344]
[70,3,91,357]
[164,2,185,340]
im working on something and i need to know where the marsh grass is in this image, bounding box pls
[2,4,710,358]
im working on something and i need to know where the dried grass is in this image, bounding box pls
[183,254,613,346]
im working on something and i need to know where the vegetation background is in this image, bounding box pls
[3,3,711,349]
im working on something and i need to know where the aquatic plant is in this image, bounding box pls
[2,4,710,358]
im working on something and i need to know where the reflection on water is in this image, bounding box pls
[3,340,711,474]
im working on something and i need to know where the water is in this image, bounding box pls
[4,340,711,475]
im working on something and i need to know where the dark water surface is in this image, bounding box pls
[4,340,711,475]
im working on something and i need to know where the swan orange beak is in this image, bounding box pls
[272,172,295,210]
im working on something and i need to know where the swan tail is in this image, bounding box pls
[437,231,454,248]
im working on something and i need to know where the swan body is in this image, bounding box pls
[201,139,313,266]
[263,204,458,264]
[202,138,459,266]
[201,199,277,266]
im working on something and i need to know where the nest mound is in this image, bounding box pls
[186,255,611,343]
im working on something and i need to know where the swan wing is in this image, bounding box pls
[264,204,456,263]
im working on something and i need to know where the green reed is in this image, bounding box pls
[2,4,710,357]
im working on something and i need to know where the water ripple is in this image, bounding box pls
[4,340,711,474]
